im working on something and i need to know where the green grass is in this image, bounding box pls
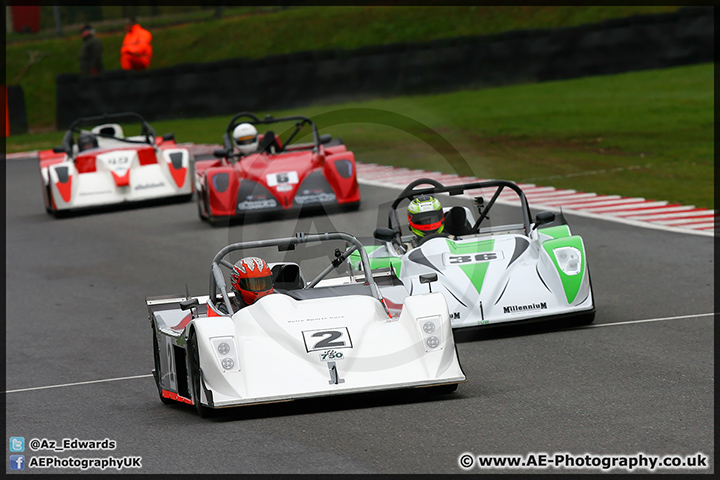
[6,6,681,130]
[7,63,713,210]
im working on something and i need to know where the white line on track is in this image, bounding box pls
[583,312,715,328]
[5,373,152,394]
[4,313,713,395]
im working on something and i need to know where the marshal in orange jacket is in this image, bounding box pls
[120,23,152,70]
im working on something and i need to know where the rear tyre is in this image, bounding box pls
[152,330,173,405]
[188,331,214,418]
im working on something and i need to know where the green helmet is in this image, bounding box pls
[408,195,444,237]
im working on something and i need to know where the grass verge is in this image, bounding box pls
[6,63,713,210]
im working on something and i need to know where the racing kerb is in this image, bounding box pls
[179,143,715,237]
[6,144,714,236]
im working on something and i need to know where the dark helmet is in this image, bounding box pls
[77,133,99,152]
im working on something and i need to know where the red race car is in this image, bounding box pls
[195,112,360,225]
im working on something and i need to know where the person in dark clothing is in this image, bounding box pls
[78,24,103,76]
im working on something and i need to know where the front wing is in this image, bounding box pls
[150,292,465,409]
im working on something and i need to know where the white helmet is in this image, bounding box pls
[233,123,258,154]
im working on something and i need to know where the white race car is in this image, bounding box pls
[38,112,193,216]
[147,232,466,416]
[351,178,596,329]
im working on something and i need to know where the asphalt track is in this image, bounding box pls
[4,157,714,474]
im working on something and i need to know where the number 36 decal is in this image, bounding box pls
[302,327,353,352]
[444,251,504,266]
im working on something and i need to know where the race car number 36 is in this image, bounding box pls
[444,251,504,265]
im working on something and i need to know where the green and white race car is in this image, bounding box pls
[350,178,595,329]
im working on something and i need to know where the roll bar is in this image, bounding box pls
[209,232,382,314]
[62,112,156,151]
[222,111,320,152]
[389,178,533,236]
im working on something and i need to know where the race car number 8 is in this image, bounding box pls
[302,327,353,352]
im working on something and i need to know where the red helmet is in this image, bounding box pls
[230,257,274,305]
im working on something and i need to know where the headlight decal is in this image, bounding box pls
[166,150,188,188]
[417,315,443,352]
[542,237,586,304]
[210,336,239,372]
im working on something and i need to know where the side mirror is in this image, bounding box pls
[373,227,395,242]
[535,211,556,228]
[213,149,230,158]
[52,146,67,154]
[419,273,438,293]
[319,134,332,145]
[180,298,199,311]
[161,133,175,142]
[447,185,465,196]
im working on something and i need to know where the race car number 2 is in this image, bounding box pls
[302,327,353,352]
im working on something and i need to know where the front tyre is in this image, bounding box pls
[574,268,596,326]
[188,331,214,418]
[430,383,459,395]
[152,330,173,405]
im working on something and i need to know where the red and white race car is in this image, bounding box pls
[195,112,360,225]
[38,112,193,216]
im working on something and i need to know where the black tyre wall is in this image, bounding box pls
[56,7,713,128]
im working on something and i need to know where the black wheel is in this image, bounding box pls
[575,268,596,326]
[431,383,459,395]
[51,208,70,219]
[152,330,173,405]
[574,311,596,326]
[343,200,361,212]
[196,194,207,221]
[188,331,214,417]
[43,185,54,214]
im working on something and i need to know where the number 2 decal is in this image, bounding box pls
[302,327,353,352]
[312,331,345,349]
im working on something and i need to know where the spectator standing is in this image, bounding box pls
[120,17,152,70]
[78,24,103,76]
